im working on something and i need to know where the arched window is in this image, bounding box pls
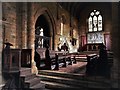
[87,10,104,44]
[88,10,102,32]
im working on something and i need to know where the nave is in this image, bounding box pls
[37,50,112,89]
[2,43,113,89]
[0,1,119,89]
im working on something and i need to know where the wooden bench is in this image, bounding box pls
[36,48,77,70]
[36,48,46,69]
[36,48,57,70]
[86,54,98,75]
[68,53,77,64]
[55,51,70,68]
[54,51,78,68]
[49,50,58,70]
[107,51,113,64]
[36,48,67,70]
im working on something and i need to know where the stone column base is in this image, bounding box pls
[31,61,38,75]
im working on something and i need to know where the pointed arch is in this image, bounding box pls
[88,10,103,32]
[34,7,56,50]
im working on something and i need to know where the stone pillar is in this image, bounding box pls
[16,3,22,49]
[27,3,37,74]
[118,2,120,88]
[111,2,119,88]
[21,3,27,49]
[0,2,6,89]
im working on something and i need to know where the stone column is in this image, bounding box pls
[27,3,37,74]
[0,2,6,89]
[16,3,22,48]
[111,2,119,88]
[118,2,120,88]
[21,2,27,49]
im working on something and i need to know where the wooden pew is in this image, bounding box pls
[68,53,77,64]
[55,51,69,68]
[36,48,65,70]
[107,51,113,65]
[36,48,46,69]
[36,48,75,70]
[36,48,78,70]
[86,54,98,75]
[21,49,32,68]
[50,51,77,69]
[49,50,58,70]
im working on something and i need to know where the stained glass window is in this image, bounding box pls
[88,16,92,32]
[88,10,102,32]
[98,15,102,31]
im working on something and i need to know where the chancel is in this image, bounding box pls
[0,1,119,89]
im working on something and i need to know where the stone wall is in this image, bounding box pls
[78,2,120,88]
[111,2,120,88]
[0,2,3,89]
[2,2,17,48]
[2,2,80,51]
[54,5,79,52]
[33,2,79,52]
[79,2,112,50]
[1,2,80,74]
[1,2,120,88]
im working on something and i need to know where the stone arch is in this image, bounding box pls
[34,7,56,50]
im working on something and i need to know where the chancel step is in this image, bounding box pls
[39,70,85,80]
[38,74,110,88]
[38,70,111,89]
[30,83,48,90]
[20,68,31,75]
[24,78,41,88]
[21,73,36,81]
[41,81,83,89]
[20,68,47,90]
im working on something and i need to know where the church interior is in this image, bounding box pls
[0,1,120,89]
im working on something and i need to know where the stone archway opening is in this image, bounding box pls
[34,13,54,69]
[35,15,51,49]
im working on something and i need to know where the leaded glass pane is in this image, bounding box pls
[88,10,102,32]
[90,12,94,16]
[98,15,102,31]
[88,16,93,32]
[96,11,99,15]
[93,16,97,31]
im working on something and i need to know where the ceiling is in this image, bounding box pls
[58,2,85,18]
[58,2,112,20]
